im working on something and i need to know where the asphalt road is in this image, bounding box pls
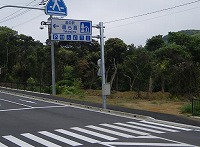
[0,91,200,147]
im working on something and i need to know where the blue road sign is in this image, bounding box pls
[46,0,67,16]
[51,18,92,42]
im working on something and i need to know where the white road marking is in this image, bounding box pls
[157,135,196,147]
[0,91,65,106]
[3,135,34,147]
[86,125,135,138]
[56,129,100,143]
[100,142,195,147]
[115,123,165,134]
[71,127,118,141]
[19,99,37,104]
[128,122,179,132]
[0,105,68,112]
[141,120,192,131]
[39,131,82,146]
[100,123,149,136]
[0,142,8,147]
[22,133,61,147]
[0,98,33,108]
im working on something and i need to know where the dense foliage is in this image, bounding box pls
[0,26,200,97]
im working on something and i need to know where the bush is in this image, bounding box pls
[181,103,192,114]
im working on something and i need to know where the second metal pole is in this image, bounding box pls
[51,40,56,95]
[99,22,106,109]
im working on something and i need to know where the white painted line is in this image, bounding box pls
[0,98,33,108]
[39,131,82,146]
[100,142,195,146]
[128,122,179,132]
[100,124,149,136]
[71,127,118,141]
[115,123,165,134]
[56,129,100,143]
[3,135,34,147]
[0,91,65,106]
[21,133,61,147]
[151,119,200,130]
[0,105,68,112]
[157,135,196,147]
[86,125,135,138]
[141,120,192,131]
[0,142,8,147]
[19,99,37,104]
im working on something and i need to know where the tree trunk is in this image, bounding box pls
[110,58,118,90]
[147,75,153,98]
[161,75,165,93]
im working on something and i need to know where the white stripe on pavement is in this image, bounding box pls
[128,122,179,132]
[3,135,34,147]
[19,99,37,104]
[21,133,61,147]
[141,121,192,131]
[39,131,82,146]
[86,125,135,138]
[0,142,8,147]
[0,105,67,112]
[100,142,194,146]
[56,129,100,143]
[71,127,118,141]
[100,124,149,136]
[0,99,33,108]
[115,123,165,134]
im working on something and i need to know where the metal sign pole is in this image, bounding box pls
[51,40,56,95]
[49,16,56,95]
[99,22,106,109]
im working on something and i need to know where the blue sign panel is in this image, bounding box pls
[46,0,67,16]
[51,18,92,42]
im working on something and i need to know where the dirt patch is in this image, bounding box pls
[118,100,187,115]
[61,90,190,116]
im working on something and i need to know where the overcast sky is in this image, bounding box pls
[0,0,200,46]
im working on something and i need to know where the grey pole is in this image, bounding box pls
[51,40,56,95]
[99,22,106,109]
[49,16,56,95]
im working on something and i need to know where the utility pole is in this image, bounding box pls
[99,22,106,109]
[94,22,110,109]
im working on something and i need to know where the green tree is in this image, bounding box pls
[154,43,192,94]
[105,38,127,89]
[145,35,165,52]
[122,47,151,95]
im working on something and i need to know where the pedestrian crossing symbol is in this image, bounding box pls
[45,0,67,16]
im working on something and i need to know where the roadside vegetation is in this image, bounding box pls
[0,26,200,116]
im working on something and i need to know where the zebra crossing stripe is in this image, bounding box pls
[21,133,61,147]
[71,127,118,141]
[55,129,101,143]
[100,142,194,146]
[127,122,179,132]
[141,121,192,131]
[115,123,165,134]
[0,142,8,147]
[39,131,82,146]
[86,125,135,138]
[100,124,149,136]
[3,135,34,147]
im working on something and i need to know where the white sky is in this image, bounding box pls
[0,0,200,46]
